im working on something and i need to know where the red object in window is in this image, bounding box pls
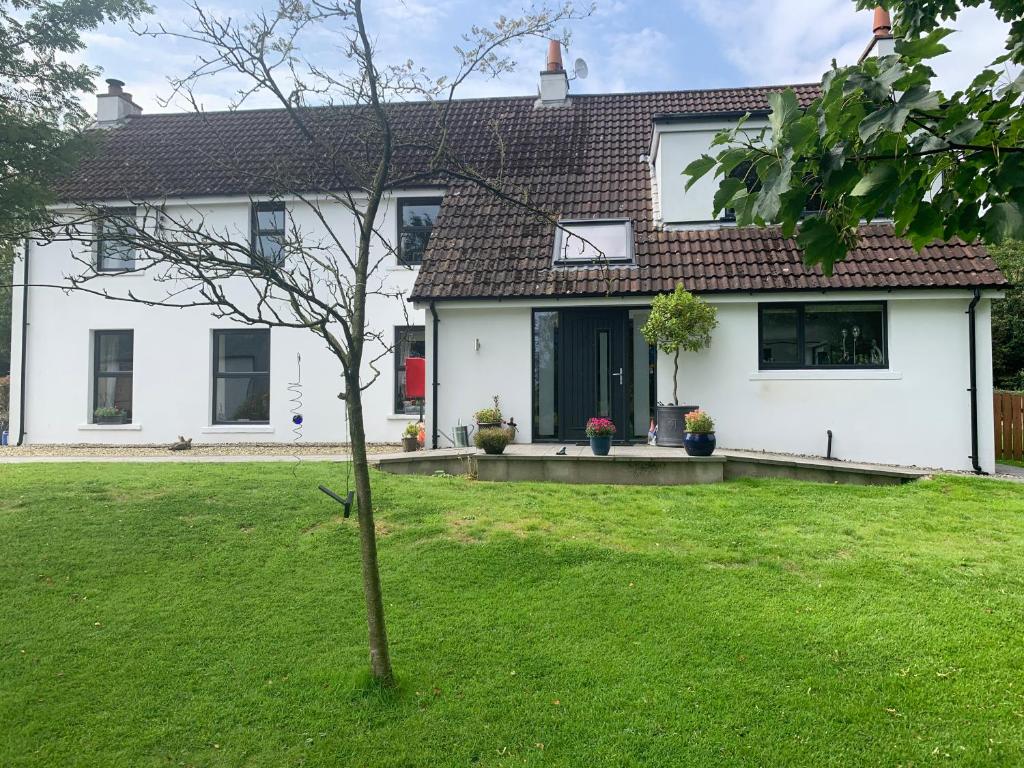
[405,356,426,399]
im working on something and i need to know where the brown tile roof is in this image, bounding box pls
[409,88,1006,299]
[414,220,1005,298]
[55,83,1006,297]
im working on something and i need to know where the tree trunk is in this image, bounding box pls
[672,350,679,405]
[345,378,395,687]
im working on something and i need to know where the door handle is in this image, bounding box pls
[612,367,624,385]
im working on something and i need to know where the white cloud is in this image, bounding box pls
[680,0,1012,89]
[929,5,1018,94]
[568,27,672,94]
[681,0,867,83]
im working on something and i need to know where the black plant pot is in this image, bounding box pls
[655,405,699,447]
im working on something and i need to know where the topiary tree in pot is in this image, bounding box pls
[641,285,718,447]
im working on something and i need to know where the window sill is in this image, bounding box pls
[78,423,143,431]
[94,269,145,278]
[386,264,421,272]
[387,414,421,420]
[201,425,275,434]
[750,370,902,381]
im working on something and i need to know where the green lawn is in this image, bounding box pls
[2,464,1024,767]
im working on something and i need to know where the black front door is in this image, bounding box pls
[558,309,629,442]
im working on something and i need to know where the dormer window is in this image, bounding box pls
[553,219,634,265]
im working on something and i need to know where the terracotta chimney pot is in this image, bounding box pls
[873,6,892,37]
[546,39,564,73]
[106,78,125,95]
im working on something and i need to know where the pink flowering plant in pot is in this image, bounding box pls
[682,409,716,457]
[585,417,616,456]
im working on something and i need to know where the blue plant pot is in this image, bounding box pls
[590,435,612,456]
[682,432,716,457]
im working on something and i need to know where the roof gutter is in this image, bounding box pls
[967,288,985,474]
[651,109,770,123]
[429,301,440,450]
[16,239,29,446]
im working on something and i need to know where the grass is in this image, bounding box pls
[2,464,1024,767]
[997,457,1024,469]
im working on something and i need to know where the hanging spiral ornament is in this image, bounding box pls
[287,353,304,473]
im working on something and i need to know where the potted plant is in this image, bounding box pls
[474,396,502,430]
[585,417,616,456]
[474,426,511,455]
[93,406,126,425]
[641,285,718,447]
[682,410,716,456]
[401,422,420,452]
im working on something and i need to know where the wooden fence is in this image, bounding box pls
[995,391,1024,462]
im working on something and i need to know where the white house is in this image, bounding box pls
[7,10,1007,472]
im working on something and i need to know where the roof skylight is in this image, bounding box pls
[553,219,634,264]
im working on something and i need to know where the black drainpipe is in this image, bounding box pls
[16,238,29,446]
[429,301,440,449]
[967,288,985,475]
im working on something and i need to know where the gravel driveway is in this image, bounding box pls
[0,442,398,460]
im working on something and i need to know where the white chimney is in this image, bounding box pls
[96,78,143,128]
[536,40,569,108]
[859,6,896,62]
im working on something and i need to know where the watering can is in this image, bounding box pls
[452,424,475,448]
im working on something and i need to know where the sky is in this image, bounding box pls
[76,0,1016,114]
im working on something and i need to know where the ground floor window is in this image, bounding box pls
[533,311,559,438]
[93,330,134,423]
[395,326,426,414]
[759,302,888,369]
[213,329,270,424]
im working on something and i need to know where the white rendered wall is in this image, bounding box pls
[426,292,996,472]
[10,193,430,445]
[652,119,768,225]
[426,305,533,447]
[659,294,996,473]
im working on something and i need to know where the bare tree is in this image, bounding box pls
[22,0,592,687]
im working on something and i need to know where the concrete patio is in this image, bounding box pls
[370,443,931,486]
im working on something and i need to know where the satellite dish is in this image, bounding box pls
[574,58,589,80]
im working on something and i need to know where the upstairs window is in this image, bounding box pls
[93,330,134,423]
[720,161,758,223]
[212,329,271,424]
[553,219,633,264]
[251,202,286,265]
[759,302,888,370]
[721,162,822,222]
[398,198,441,267]
[96,207,138,272]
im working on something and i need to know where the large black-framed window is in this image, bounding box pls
[250,202,286,265]
[759,301,888,370]
[96,207,138,272]
[720,163,822,222]
[394,326,426,414]
[93,330,134,423]
[212,329,271,424]
[397,197,441,267]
